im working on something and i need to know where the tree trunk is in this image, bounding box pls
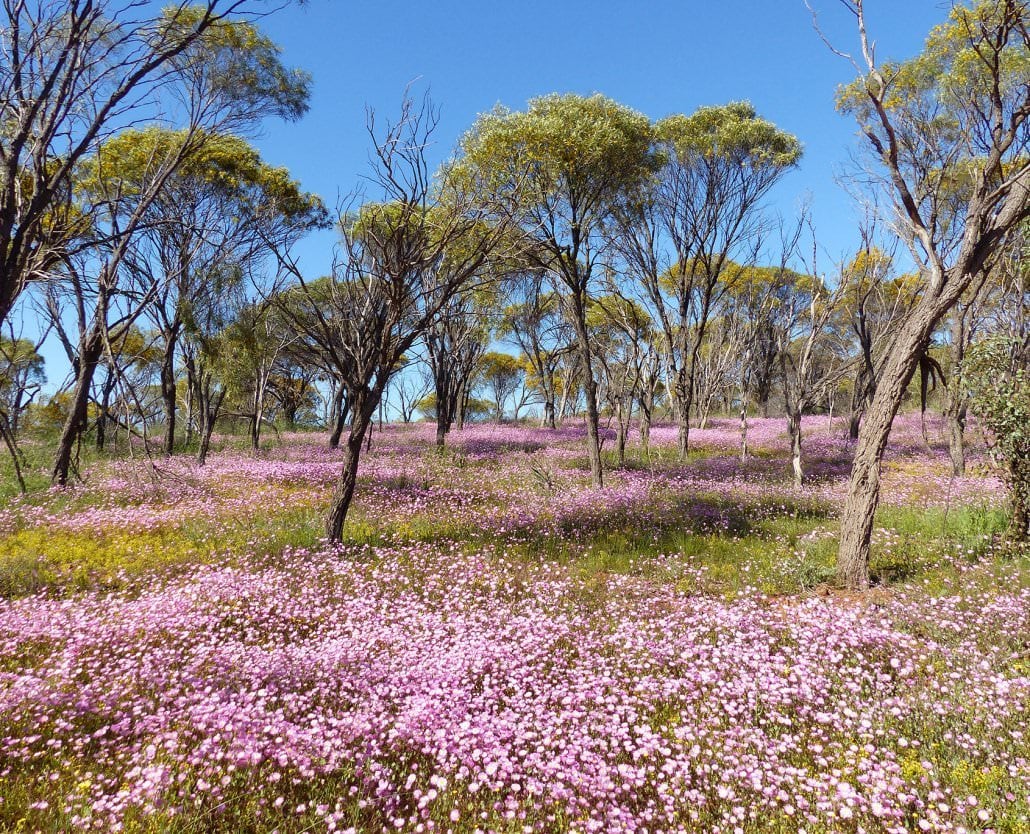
[1010,463,1028,541]
[787,410,804,488]
[455,380,467,431]
[837,305,937,589]
[544,399,556,429]
[95,370,116,452]
[615,399,627,467]
[739,407,748,462]
[325,399,376,541]
[160,340,177,455]
[570,316,603,487]
[328,384,347,449]
[52,320,106,486]
[250,374,266,451]
[848,410,862,441]
[945,405,966,476]
[675,369,691,460]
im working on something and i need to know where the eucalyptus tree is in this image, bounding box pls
[0,334,45,436]
[615,102,801,459]
[478,351,524,421]
[280,95,512,540]
[776,268,849,488]
[499,271,572,429]
[458,94,657,486]
[588,293,654,465]
[0,0,302,333]
[424,284,495,445]
[41,11,312,484]
[271,277,353,446]
[109,129,325,453]
[827,0,1030,588]
[834,245,913,441]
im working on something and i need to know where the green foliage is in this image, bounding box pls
[458,93,658,239]
[79,128,326,225]
[158,5,312,123]
[963,335,1030,538]
[655,101,802,169]
[837,0,1030,120]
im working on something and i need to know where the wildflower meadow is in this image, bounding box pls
[0,415,1026,834]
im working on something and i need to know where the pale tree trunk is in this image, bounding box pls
[674,367,691,460]
[787,410,804,488]
[739,407,748,462]
[614,395,630,467]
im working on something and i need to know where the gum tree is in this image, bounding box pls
[828,0,1030,588]
[279,95,512,540]
[458,94,657,487]
[0,0,291,332]
[615,102,801,459]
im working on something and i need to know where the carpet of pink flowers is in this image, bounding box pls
[0,415,1026,833]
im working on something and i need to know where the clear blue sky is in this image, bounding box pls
[250,0,948,279]
[32,0,952,391]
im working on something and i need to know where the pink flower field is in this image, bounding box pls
[0,416,1026,833]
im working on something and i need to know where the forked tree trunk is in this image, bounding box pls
[544,399,556,429]
[53,321,106,486]
[328,385,347,449]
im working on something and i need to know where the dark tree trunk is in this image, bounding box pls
[328,384,347,449]
[52,284,112,486]
[848,410,863,441]
[544,399,556,429]
[95,370,116,452]
[739,407,748,462]
[160,340,177,455]
[325,396,377,541]
[570,305,603,487]
[53,331,104,486]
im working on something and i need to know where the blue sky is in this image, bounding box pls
[249,0,948,278]
[31,0,952,390]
